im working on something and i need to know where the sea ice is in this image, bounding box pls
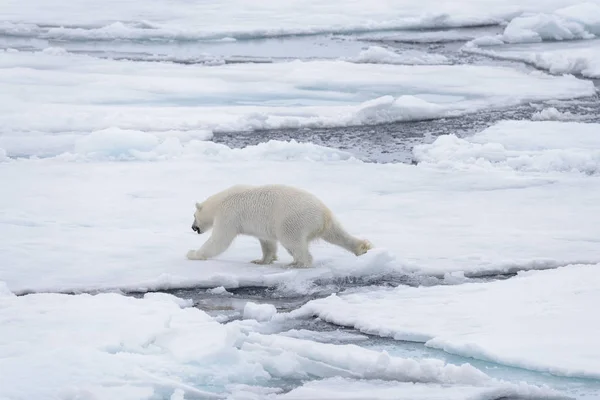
[243,302,278,322]
[1,120,600,293]
[502,3,600,43]
[462,4,600,78]
[207,286,232,295]
[465,40,600,78]
[2,0,599,41]
[0,288,563,399]
[0,50,595,157]
[531,107,579,121]
[290,264,600,379]
[414,120,600,174]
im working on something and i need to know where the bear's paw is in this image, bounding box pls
[187,250,207,260]
[354,240,373,256]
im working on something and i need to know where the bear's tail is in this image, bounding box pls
[321,213,373,256]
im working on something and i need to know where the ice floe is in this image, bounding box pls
[289,264,600,379]
[1,120,600,293]
[0,50,595,158]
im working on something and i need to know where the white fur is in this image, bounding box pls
[187,184,373,267]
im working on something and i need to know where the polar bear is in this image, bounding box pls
[186,184,373,267]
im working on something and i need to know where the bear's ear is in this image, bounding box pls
[195,202,203,211]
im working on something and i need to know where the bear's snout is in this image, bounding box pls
[191,223,202,234]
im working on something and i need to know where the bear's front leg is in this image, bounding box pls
[187,226,236,261]
[251,239,278,265]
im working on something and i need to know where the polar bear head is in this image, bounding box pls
[191,185,254,235]
[191,202,213,234]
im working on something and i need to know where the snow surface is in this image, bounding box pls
[0,50,595,157]
[0,289,564,399]
[414,120,600,174]
[1,120,600,294]
[290,264,600,379]
[3,0,600,42]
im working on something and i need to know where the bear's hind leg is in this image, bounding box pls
[281,238,313,268]
[251,239,278,265]
[321,219,372,256]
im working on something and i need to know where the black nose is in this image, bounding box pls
[192,224,201,234]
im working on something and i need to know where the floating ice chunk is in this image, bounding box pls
[243,302,277,321]
[414,120,600,174]
[443,271,468,284]
[243,331,564,398]
[41,47,69,56]
[467,35,505,47]
[292,264,600,379]
[348,46,449,65]
[279,329,369,343]
[502,3,600,43]
[244,332,489,384]
[530,48,600,77]
[351,95,446,125]
[207,286,232,295]
[531,107,578,121]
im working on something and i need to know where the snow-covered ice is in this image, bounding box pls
[531,107,580,121]
[243,302,278,322]
[0,50,595,157]
[462,3,600,78]
[1,120,600,293]
[206,286,232,296]
[291,264,600,379]
[278,329,369,343]
[414,120,600,174]
[465,39,600,78]
[460,3,600,78]
[346,46,450,65]
[0,288,565,399]
[501,3,600,43]
[462,3,600,46]
[4,0,600,41]
[2,0,600,397]
[0,290,235,399]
